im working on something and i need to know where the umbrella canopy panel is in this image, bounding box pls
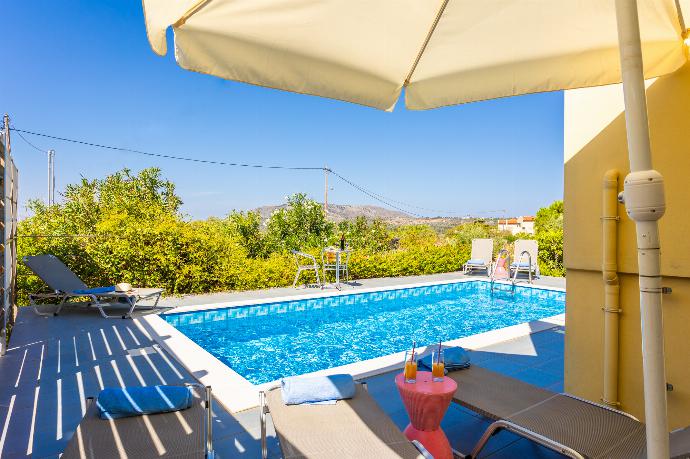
[406,0,687,109]
[143,0,688,111]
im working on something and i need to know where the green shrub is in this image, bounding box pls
[16,168,564,305]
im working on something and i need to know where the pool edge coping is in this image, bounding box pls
[138,279,566,413]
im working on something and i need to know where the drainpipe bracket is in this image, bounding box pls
[601,307,622,313]
[600,216,621,221]
[640,287,671,294]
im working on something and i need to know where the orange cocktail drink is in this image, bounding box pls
[432,347,445,382]
[404,345,417,383]
[404,360,418,382]
[432,361,445,380]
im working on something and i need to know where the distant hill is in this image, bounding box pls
[254,203,477,230]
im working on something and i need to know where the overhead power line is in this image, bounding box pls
[10,126,505,218]
[10,127,323,171]
[328,169,505,217]
[12,127,49,154]
[327,170,422,218]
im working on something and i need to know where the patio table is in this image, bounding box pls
[395,371,457,459]
[322,247,350,290]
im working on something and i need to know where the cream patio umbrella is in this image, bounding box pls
[142,1,689,457]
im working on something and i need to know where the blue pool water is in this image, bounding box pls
[165,281,565,384]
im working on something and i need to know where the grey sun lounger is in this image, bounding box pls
[448,365,648,459]
[62,384,214,459]
[260,383,431,459]
[24,254,164,319]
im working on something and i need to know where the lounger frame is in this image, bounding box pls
[63,383,215,459]
[449,366,644,459]
[464,393,638,459]
[24,254,164,319]
[463,239,493,276]
[28,288,163,319]
[260,382,433,459]
[510,239,540,282]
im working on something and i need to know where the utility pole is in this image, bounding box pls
[47,149,55,205]
[1,114,9,356]
[324,165,329,214]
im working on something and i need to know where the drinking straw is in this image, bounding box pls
[437,340,442,364]
[410,341,416,362]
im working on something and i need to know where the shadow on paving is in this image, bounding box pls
[360,322,567,459]
[0,305,271,458]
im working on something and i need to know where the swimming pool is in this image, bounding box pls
[164,281,565,384]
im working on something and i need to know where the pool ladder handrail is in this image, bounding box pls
[490,249,514,292]
[511,250,534,284]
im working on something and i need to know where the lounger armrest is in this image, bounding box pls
[29,291,63,299]
[411,440,434,459]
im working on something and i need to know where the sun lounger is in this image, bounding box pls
[510,239,540,281]
[447,365,647,459]
[260,383,431,459]
[24,254,164,319]
[62,384,214,459]
[463,239,493,275]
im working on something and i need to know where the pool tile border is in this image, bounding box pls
[163,277,565,315]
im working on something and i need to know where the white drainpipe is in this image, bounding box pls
[615,1,669,458]
[602,170,621,409]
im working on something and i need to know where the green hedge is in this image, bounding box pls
[16,168,562,304]
[18,236,472,304]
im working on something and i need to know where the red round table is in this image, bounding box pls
[395,371,457,459]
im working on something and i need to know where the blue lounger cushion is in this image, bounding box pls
[466,259,485,265]
[281,374,356,405]
[96,385,194,420]
[419,346,471,372]
[72,286,116,295]
[511,262,532,268]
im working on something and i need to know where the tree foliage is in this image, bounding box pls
[16,168,565,304]
[265,193,334,252]
[533,200,564,276]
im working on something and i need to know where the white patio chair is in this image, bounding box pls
[291,250,321,288]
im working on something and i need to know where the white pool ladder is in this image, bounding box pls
[511,250,534,284]
[490,249,514,292]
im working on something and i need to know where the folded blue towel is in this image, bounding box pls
[96,385,193,420]
[281,374,356,405]
[511,262,532,268]
[73,286,116,295]
[466,258,485,265]
[419,346,471,372]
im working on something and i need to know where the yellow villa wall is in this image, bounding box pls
[564,62,690,429]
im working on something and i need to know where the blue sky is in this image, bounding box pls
[3,1,563,220]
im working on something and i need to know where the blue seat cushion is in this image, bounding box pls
[511,262,532,268]
[97,385,193,420]
[466,259,485,265]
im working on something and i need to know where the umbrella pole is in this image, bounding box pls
[614,1,669,458]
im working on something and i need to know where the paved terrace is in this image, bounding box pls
[0,272,566,458]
